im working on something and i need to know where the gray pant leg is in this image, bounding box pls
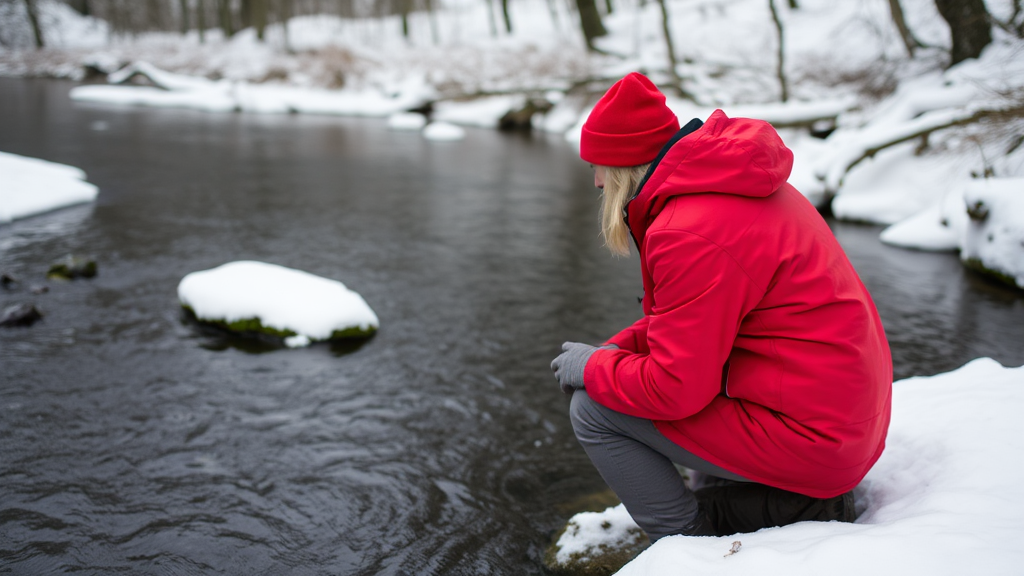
[569,390,747,541]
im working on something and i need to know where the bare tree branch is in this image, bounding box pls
[822,105,1024,193]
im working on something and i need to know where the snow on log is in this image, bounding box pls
[815,105,1024,194]
[177,261,379,347]
[71,62,435,117]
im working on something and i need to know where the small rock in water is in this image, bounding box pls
[31,284,49,294]
[1,303,43,327]
[1,273,17,288]
[47,255,97,280]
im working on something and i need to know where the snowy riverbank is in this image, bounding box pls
[552,358,1024,576]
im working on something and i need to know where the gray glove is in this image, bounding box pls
[551,341,601,395]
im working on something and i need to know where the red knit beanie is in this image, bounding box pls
[580,73,680,167]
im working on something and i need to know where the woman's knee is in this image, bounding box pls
[569,390,607,441]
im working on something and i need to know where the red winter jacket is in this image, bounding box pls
[584,109,892,498]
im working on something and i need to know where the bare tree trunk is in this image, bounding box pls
[179,0,191,34]
[218,0,235,37]
[425,0,439,44]
[485,0,498,37]
[768,0,788,102]
[934,0,992,66]
[575,0,607,51]
[888,0,920,57]
[604,0,613,15]
[68,0,91,16]
[654,0,682,94]
[251,0,268,39]
[277,0,291,51]
[500,0,512,32]
[398,0,410,38]
[23,0,44,48]
[197,0,206,42]
[545,0,561,31]
[1009,0,1023,37]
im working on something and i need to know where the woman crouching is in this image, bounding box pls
[551,72,892,541]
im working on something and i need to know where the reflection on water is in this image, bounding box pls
[1,78,1022,575]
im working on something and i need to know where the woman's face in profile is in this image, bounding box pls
[592,165,607,190]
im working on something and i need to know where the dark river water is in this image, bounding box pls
[1,78,1023,575]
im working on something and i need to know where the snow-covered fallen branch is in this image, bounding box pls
[818,103,1024,194]
[71,62,437,117]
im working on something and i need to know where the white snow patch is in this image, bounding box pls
[0,151,99,223]
[422,121,465,141]
[961,178,1024,288]
[554,503,642,564]
[580,358,1024,576]
[177,261,378,346]
[431,95,524,128]
[879,202,961,252]
[387,112,427,130]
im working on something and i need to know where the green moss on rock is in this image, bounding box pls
[963,257,1022,290]
[181,305,376,342]
[47,255,97,280]
[544,489,650,576]
[543,521,649,576]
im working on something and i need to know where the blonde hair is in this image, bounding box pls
[600,163,651,256]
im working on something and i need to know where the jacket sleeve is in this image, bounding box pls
[604,316,650,353]
[584,229,760,421]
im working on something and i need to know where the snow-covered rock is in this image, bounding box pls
[555,358,1024,576]
[0,151,99,223]
[177,261,378,347]
[422,121,465,141]
[546,503,647,574]
[387,112,427,130]
[960,178,1024,289]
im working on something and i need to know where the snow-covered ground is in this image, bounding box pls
[177,261,379,348]
[0,150,99,223]
[552,358,1024,576]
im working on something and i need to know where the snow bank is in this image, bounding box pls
[799,41,1024,222]
[876,177,1024,289]
[555,358,1024,575]
[432,95,526,128]
[177,261,378,347]
[878,192,965,251]
[0,151,99,223]
[961,179,1024,289]
[70,62,436,117]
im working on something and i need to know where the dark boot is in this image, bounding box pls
[680,504,717,537]
[695,483,856,537]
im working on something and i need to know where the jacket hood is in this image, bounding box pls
[627,109,794,244]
